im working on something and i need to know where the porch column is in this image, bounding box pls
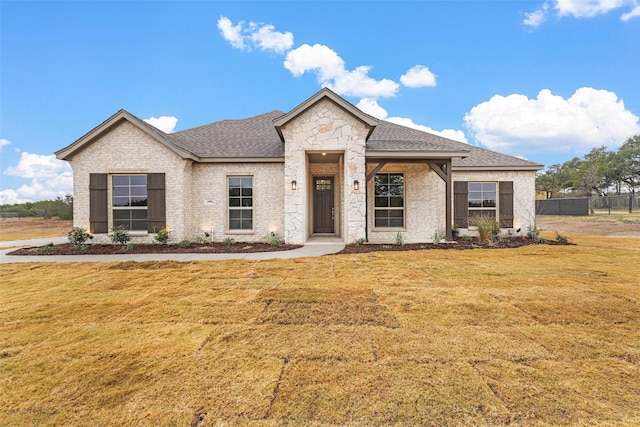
[427,160,453,241]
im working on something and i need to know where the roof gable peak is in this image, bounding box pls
[273,87,378,142]
[55,109,194,161]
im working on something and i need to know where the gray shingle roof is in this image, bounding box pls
[58,93,541,171]
[162,110,540,169]
[167,111,285,158]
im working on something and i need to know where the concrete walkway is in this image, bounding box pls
[0,236,346,263]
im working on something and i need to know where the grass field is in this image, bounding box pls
[0,218,72,241]
[1,234,639,425]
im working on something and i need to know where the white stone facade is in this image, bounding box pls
[280,99,369,245]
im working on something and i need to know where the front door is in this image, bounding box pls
[313,177,334,233]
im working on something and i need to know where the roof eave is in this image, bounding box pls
[196,156,285,163]
[452,164,544,171]
[55,110,197,161]
[366,150,470,160]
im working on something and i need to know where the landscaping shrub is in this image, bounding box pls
[265,233,283,247]
[470,216,500,245]
[154,228,170,245]
[68,227,92,250]
[110,225,131,245]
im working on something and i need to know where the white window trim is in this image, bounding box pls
[110,173,149,234]
[468,181,498,226]
[372,172,406,231]
[226,175,255,234]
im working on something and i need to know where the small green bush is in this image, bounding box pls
[222,237,236,246]
[265,234,283,247]
[154,228,170,245]
[178,239,192,247]
[432,230,445,244]
[68,227,92,250]
[353,237,367,246]
[395,232,405,246]
[110,225,131,245]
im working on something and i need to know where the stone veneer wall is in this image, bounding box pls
[188,162,285,243]
[69,122,190,244]
[281,99,369,244]
[451,170,537,235]
[367,163,446,244]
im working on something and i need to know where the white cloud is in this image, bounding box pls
[217,16,294,54]
[525,0,640,26]
[524,3,550,27]
[5,152,71,179]
[356,98,389,119]
[0,189,26,205]
[621,4,640,20]
[284,44,400,98]
[356,98,468,143]
[144,116,178,133]
[400,65,437,88]
[0,138,10,152]
[217,16,246,50]
[1,152,73,203]
[464,87,640,155]
[554,0,632,17]
[249,23,294,54]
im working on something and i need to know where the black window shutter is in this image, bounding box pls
[147,173,166,232]
[89,173,108,233]
[499,181,514,228]
[453,181,468,228]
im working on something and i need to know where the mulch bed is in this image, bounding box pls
[8,242,303,256]
[8,236,568,256]
[336,236,567,255]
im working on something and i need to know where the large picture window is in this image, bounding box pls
[228,177,253,230]
[468,182,496,220]
[374,173,404,228]
[112,175,148,231]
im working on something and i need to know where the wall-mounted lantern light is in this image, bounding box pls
[353,180,360,191]
[291,180,297,191]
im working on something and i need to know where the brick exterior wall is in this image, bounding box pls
[367,162,446,244]
[188,162,285,243]
[452,170,537,236]
[69,122,190,244]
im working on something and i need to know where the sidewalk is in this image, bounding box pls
[0,236,346,263]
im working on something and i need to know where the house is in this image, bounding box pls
[55,88,543,245]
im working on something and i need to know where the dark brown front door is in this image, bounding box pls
[313,177,334,233]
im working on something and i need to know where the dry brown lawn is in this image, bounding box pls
[1,235,640,426]
[0,218,72,241]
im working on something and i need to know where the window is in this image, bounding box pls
[112,175,148,231]
[374,173,404,228]
[468,182,496,220]
[229,177,253,230]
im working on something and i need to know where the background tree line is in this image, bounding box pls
[536,135,640,199]
[0,195,73,220]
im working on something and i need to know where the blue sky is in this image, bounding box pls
[1,0,639,203]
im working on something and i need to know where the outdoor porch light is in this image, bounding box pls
[353,180,360,191]
[291,180,297,191]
